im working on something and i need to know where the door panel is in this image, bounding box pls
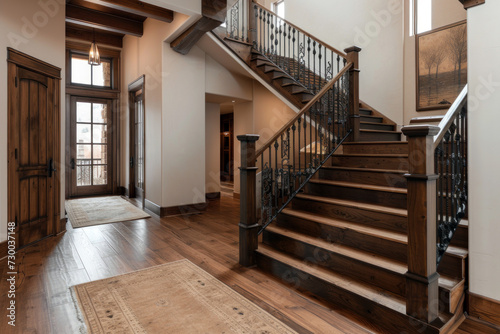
[134,94,145,202]
[69,97,113,197]
[9,59,60,249]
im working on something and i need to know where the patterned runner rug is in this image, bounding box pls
[66,196,150,228]
[73,259,297,333]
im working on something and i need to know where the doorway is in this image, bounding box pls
[128,76,146,207]
[68,96,113,197]
[7,48,62,249]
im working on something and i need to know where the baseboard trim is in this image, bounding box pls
[0,240,7,261]
[162,202,208,216]
[468,291,500,327]
[206,192,221,201]
[144,199,208,217]
[233,192,240,199]
[459,0,485,9]
[144,199,161,216]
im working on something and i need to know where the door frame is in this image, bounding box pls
[68,96,114,197]
[7,48,62,246]
[128,75,146,205]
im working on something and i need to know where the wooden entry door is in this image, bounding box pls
[69,97,113,197]
[8,49,62,249]
[220,113,234,182]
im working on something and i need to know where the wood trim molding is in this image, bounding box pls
[7,48,61,79]
[468,292,500,327]
[459,0,485,9]
[0,240,7,261]
[144,199,208,217]
[206,192,221,200]
[233,192,240,199]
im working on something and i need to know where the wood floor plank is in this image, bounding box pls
[1,195,478,333]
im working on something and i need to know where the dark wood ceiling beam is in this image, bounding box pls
[459,0,485,9]
[66,3,143,36]
[171,0,227,55]
[82,0,174,23]
[66,24,123,48]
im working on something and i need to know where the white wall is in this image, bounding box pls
[285,0,404,125]
[0,0,66,242]
[403,0,466,124]
[467,1,500,302]
[205,54,253,101]
[233,102,254,195]
[121,15,191,208]
[205,103,221,195]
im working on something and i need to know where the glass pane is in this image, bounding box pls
[93,124,107,143]
[77,124,91,143]
[76,144,92,163]
[93,165,107,185]
[71,56,92,85]
[77,165,91,186]
[92,60,111,87]
[93,145,107,164]
[93,103,107,123]
[77,102,91,122]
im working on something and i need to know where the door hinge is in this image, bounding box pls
[15,76,18,87]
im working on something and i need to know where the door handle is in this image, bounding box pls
[70,158,75,170]
[130,157,134,168]
[48,158,57,177]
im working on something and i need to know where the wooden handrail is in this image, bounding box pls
[252,1,347,59]
[433,85,468,149]
[255,62,353,157]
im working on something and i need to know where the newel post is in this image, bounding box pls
[237,134,260,267]
[401,125,440,323]
[248,0,257,45]
[344,46,361,142]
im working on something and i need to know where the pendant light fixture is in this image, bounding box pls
[88,28,101,65]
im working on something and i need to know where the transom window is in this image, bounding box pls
[70,53,112,87]
[273,0,285,18]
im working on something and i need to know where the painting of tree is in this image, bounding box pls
[416,21,467,111]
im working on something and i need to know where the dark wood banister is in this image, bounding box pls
[252,1,347,59]
[255,62,353,158]
[433,85,468,149]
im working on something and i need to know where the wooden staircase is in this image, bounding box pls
[255,138,468,333]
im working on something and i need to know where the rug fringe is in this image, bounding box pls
[70,286,88,334]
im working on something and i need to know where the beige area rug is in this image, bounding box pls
[66,196,150,228]
[72,259,298,334]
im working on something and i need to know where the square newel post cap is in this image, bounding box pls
[344,46,362,53]
[237,134,260,142]
[401,125,440,137]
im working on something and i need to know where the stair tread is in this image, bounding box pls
[266,224,463,291]
[281,208,408,244]
[321,166,407,174]
[343,141,408,145]
[257,244,407,313]
[308,179,408,194]
[360,121,395,126]
[360,129,402,134]
[295,193,408,217]
[281,208,468,259]
[359,115,383,120]
[333,153,408,158]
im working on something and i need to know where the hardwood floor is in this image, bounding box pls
[0,196,494,333]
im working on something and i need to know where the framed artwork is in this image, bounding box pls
[416,20,467,111]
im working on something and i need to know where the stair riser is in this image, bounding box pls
[359,109,372,116]
[263,230,406,296]
[359,131,402,142]
[438,255,466,279]
[360,116,383,123]
[256,252,440,334]
[276,213,407,262]
[262,230,460,313]
[360,123,396,131]
[331,156,409,170]
[292,197,407,233]
[343,143,408,155]
[319,168,407,188]
[305,182,408,209]
[450,225,468,249]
